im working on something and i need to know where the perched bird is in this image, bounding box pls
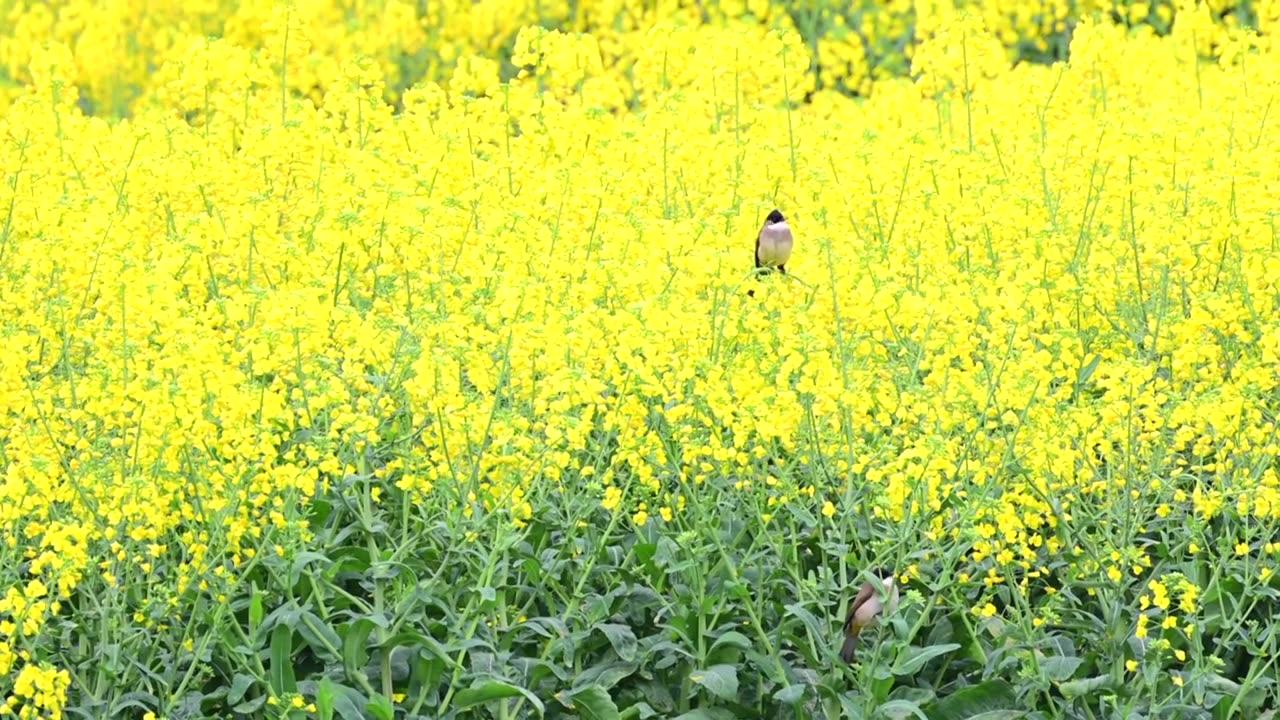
[754,209,793,274]
[839,569,900,663]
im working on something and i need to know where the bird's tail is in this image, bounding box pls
[839,634,859,663]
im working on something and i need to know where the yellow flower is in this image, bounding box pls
[1148,580,1170,610]
[822,501,836,518]
[602,486,623,512]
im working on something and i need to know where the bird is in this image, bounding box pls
[747,209,793,298]
[754,209,793,274]
[839,568,900,663]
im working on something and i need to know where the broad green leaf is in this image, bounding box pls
[269,624,296,696]
[891,643,961,676]
[556,685,620,720]
[574,660,636,690]
[672,710,736,720]
[773,684,805,704]
[249,589,265,638]
[595,623,638,661]
[1077,354,1102,386]
[690,664,738,701]
[923,680,1018,720]
[329,684,368,719]
[289,550,332,586]
[342,618,376,678]
[233,696,267,714]
[316,678,337,720]
[1058,675,1118,699]
[622,702,658,719]
[366,692,394,720]
[635,543,657,563]
[891,687,937,705]
[1039,655,1084,682]
[455,680,545,714]
[519,617,569,640]
[109,692,159,716]
[297,610,342,663]
[383,629,460,668]
[833,693,866,720]
[783,603,829,650]
[709,631,752,653]
[875,699,927,720]
[175,693,207,718]
[228,674,254,705]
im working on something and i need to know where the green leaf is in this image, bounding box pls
[595,623,638,661]
[297,610,342,663]
[635,543,657,563]
[330,686,368,719]
[557,685,620,719]
[249,589,265,638]
[891,687,936,706]
[1040,655,1084,682]
[366,692,394,720]
[109,692,159,715]
[773,684,805,704]
[383,629,460,668]
[227,674,255,705]
[574,661,636,690]
[709,631,752,652]
[342,618,376,678]
[923,680,1018,720]
[269,624,296,696]
[455,680,545,714]
[783,603,829,650]
[875,699,928,719]
[891,643,961,676]
[316,678,337,720]
[1077,353,1102,386]
[622,702,658,719]
[690,664,738,701]
[233,696,267,714]
[1057,674,1118,699]
[672,710,736,720]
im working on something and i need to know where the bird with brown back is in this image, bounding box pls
[839,568,899,663]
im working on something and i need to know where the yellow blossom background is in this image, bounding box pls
[1,0,1279,716]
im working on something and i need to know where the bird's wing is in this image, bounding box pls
[754,226,763,269]
[843,582,876,634]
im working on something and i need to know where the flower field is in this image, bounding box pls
[2,0,1280,717]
